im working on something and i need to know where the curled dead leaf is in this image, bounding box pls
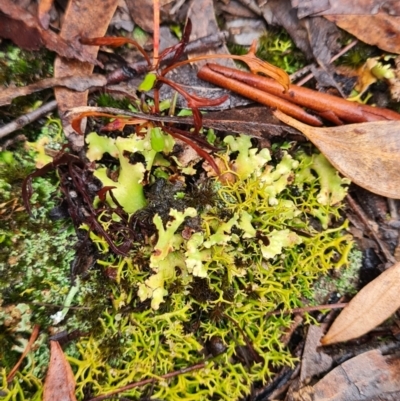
[239,41,291,91]
[7,325,40,383]
[38,0,54,29]
[322,262,400,345]
[0,0,100,64]
[54,0,119,149]
[325,14,400,55]
[273,109,400,199]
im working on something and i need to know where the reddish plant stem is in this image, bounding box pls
[87,362,206,401]
[198,65,323,127]
[153,0,160,64]
[199,63,400,124]
[266,303,348,317]
[7,325,40,383]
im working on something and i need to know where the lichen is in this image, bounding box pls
[86,128,175,213]
[66,134,351,400]
[1,125,353,401]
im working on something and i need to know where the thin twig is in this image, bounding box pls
[266,302,348,317]
[87,362,206,401]
[292,39,358,86]
[346,194,396,264]
[153,0,160,64]
[0,74,106,107]
[29,302,91,310]
[387,198,399,221]
[0,100,57,140]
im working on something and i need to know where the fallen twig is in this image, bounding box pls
[0,100,57,140]
[266,302,348,317]
[293,39,358,86]
[198,64,323,126]
[346,194,396,264]
[199,63,400,124]
[0,74,107,107]
[87,362,207,401]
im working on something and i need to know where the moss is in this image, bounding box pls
[227,28,306,74]
[95,93,132,109]
[0,121,80,389]
[312,247,362,303]
[336,37,379,68]
[0,43,55,128]
[256,30,307,74]
[0,45,54,87]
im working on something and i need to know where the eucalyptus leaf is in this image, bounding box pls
[274,109,400,198]
[322,262,400,345]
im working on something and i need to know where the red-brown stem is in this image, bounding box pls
[153,0,160,63]
[266,302,348,317]
[88,362,206,401]
[7,324,40,383]
[204,63,400,124]
[198,65,323,127]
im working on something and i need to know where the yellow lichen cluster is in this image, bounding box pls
[1,130,353,400]
[65,136,352,400]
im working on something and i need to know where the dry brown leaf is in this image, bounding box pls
[0,75,107,107]
[187,0,236,70]
[54,0,119,150]
[321,262,400,345]
[324,13,400,54]
[291,1,400,54]
[43,341,77,401]
[126,0,154,33]
[300,325,333,383]
[273,109,400,199]
[293,0,400,18]
[38,0,54,29]
[0,0,99,64]
[66,105,300,139]
[297,349,400,400]
[125,0,175,33]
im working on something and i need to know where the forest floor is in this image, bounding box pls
[1,1,400,400]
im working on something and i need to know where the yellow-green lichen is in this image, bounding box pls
[56,135,352,400]
[1,131,353,401]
